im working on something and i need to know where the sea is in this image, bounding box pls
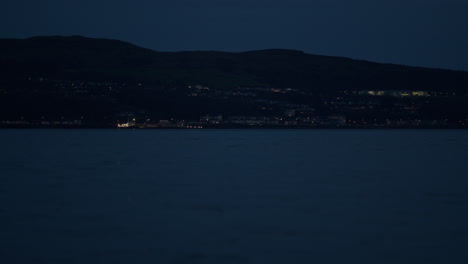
[1,129,468,264]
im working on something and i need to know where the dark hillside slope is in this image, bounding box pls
[1,36,467,93]
[1,36,468,127]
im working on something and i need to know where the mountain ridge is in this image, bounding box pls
[1,35,468,128]
[7,35,464,72]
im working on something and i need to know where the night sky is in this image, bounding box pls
[2,0,468,70]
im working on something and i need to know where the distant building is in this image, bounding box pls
[355,90,429,97]
[117,122,134,128]
[327,115,347,126]
[229,116,273,126]
[285,109,296,117]
[200,115,223,123]
[159,120,171,125]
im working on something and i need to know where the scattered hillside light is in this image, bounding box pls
[412,91,429,96]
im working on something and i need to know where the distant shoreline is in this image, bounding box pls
[1,127,467,130]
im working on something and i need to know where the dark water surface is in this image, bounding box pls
[1,129,468,263]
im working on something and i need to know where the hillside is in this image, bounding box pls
[1,35,467,92]
[0,35,468,128]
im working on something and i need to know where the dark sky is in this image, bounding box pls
[2,0,468,70]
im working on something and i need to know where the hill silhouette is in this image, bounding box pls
[1,35,467,92]
[0,36,467,127]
